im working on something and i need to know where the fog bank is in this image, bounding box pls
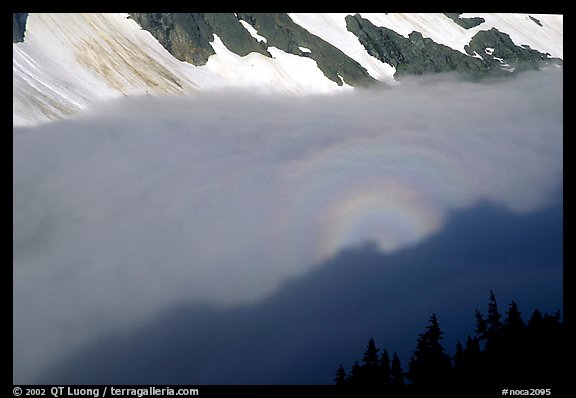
[13,69,562,383]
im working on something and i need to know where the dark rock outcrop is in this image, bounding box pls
[444,13,485,29]
[130,13,376,87]
[129,13,269,66]
[13,13,28,43]
[236,13,376,87]
[346,14,490,79]
[464,28,562,72]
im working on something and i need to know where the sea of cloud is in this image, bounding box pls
[13,68,562,383]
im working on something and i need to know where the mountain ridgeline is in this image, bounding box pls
[11,12,563,84]
[12,13,563,127]
[128,12,561,82]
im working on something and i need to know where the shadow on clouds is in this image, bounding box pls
[42,196,563,384]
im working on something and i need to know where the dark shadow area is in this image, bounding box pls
[41,198,563,385]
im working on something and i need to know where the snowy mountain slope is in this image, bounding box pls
[289,13,562,78]
[13,13,215,127]
[13,13,563,127]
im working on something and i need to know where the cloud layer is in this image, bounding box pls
[42,200,564,384]
[13,68,563,383]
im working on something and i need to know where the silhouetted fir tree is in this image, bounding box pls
[407,313,452,386]
[527,310,558,348]
[524,309,564,383]
[455,334,483,380]
[482,291,505,381]
[379,349,391,384]
[347,361,363,385]
[528,309,543,327]
[453,340,465,370]
[362,338,380,367]
[390,352,405,386]
[334,364,347,385]
[474,309,488,342]
[453,339,472,386]
[361,338,381,384]
[541,311,562,337]
[503,300,524,336]
[463,335,481,363]
[500,300,527,382]
[486,290,503,345]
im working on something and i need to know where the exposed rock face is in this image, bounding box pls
[464,28,562,72]
[236,13,375,87]
[345,14,490,78]
[130,12,376,87]
[13,13,28,43]
[443,13,485,29]
[129,12,561,84]
[529,16,543,27]
[129,13,213,65]
[129,13,271,66]
[346,13,560,79]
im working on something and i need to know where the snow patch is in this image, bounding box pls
[204,34,345,94]
[471,51,484,60]
[239,20,267,43]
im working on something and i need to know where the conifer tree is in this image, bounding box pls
[475,309,487,341]
[453,340,465,370]
[487,290,503,340]
[362,338,380,367]
[454,335,483,384]
[390,352,405,386]
[481,291,504,381]
[380,349,391,384]
[503,300,524,336]
[332,296,564,388]
[528,309,543,329]
[361,338,380,384]
[408,313,451,386]
[334,364,347,385]
[464,335,480,358]
[497,301,528,384]
[348,360,363,385]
